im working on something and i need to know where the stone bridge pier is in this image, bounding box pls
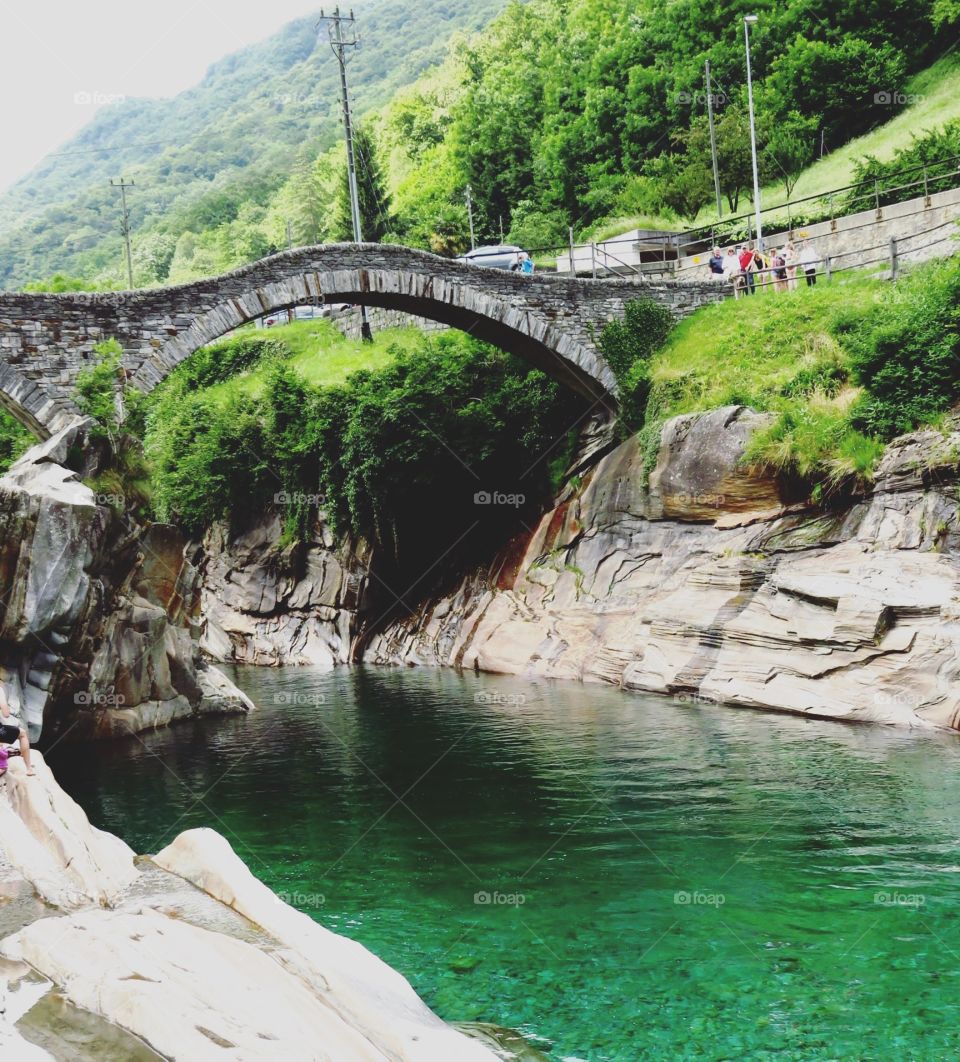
[0,244,726,437]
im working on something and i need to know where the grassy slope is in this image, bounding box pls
[199,320,425,402]
[646,270,889,482]
[650,275,880,411]
[774,53,960,206]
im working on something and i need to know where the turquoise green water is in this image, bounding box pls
[49,666,960,1060]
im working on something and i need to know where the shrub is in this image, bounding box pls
[848,258,960,438]
[599,298,675,433]
[166,334,291,391]
[75,339,124,447]
[0,409,33,473]
[143,332,584,573]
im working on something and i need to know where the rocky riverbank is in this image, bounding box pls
[0,420,253,743]
[180,404,960,730]
[3,404,960,739]
[365,406,960,729]
[0,752,503,1060]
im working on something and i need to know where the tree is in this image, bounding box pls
[335,125,393,243]
[933,0,960,26]
[762,112,818,199]
[132,233,176,285]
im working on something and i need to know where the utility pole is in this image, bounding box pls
[110,178,135,288]
[704,61,723,219]
[743,15,763,249]
[286,219,295,322]
[465,184,476,250]
[318,7,372,341]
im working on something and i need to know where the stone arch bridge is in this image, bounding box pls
[0,245,724,438]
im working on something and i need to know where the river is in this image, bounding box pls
[48,665,960,1060]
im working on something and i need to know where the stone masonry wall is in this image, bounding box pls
[0,244,726,435]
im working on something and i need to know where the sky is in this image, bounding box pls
[0,0,326,192]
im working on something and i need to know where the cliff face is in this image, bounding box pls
[0,422,252,742]
[363,407,960,730]
[22,404,957,736]
[199,513,371,667]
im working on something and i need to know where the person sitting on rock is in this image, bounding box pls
[0,681,34,777]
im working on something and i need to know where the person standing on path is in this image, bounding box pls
[785,242,799,291]
[799,241,819,286]
[0,680,34,777]
[739,243,757,295]
[723,247,743,296]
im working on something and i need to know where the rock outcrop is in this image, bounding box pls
[365,406,960,730]
[0,753,499,1060]
[199,513,370,667]
[0,424,253,742]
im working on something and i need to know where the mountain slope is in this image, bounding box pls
[0,0,509,289]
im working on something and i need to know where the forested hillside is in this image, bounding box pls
[0,0,510,288]
[2,0,957,290]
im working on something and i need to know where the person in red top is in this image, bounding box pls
[739,243,756,295]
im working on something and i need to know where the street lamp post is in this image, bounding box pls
[744,14,763,249]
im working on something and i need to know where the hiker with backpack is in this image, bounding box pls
[0,681,34,777]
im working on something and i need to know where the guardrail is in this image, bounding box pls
[509,150,960,278]
[673,214,959,296]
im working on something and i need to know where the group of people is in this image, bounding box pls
[708,239,820,295]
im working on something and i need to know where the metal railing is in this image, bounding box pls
[508,150,960,277]
[684,215,959,296]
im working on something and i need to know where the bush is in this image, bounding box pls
[846,121,960,212]
[75,339,124,446]
[166,334,291,391]
[143,332,584,574]
[848,258,960,438]
[599,298,675,433]
[0,409,33,473]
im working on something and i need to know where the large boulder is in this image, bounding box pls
[647,405,781,521]
[0,765,498,1060]
[153,829,497,1061]
[2,908,394,1061]
[0,752,136,908]
[0,427,256,742]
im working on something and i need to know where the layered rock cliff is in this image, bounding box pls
[0,421,252,742]
[199,514,370,667]
[8,404,960,738]
[364,407,960,730]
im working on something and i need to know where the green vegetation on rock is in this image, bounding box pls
[630,258,960,489]
[140,326,582,575]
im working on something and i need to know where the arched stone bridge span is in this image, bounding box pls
[0,245,725,437]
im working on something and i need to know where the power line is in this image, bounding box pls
[45,141,169,160]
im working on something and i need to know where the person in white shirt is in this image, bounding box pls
[798,241,819,287]
[0,681,34,776]
[722,247,743,296]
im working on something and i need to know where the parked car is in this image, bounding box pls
[456,244,525,271]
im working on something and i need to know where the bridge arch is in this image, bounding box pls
[128,246,621,408]
[0,360,81,439]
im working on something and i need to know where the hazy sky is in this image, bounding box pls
[0,0,325,191]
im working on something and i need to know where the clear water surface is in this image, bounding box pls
[48,666,960,1061]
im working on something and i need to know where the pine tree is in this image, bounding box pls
[335,126,393,242]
